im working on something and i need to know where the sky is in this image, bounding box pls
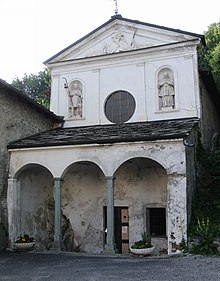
[0,0,219,83]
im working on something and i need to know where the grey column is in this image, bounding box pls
[7,178,20,248]
[52,177,63,251]
[104,176,115,253]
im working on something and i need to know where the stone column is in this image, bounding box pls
[104,176,116,253]
[7,178,20,247]
[52,177,63,251]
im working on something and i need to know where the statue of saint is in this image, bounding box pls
[68,81,82,118]
[158,71,175,109]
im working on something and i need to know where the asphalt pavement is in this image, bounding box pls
[0,251,220,281]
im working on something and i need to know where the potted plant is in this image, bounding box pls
[13,234,36,250]
[159,247,168,255]
[130,233,155,256]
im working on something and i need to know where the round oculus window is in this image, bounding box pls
[104,90,136,123]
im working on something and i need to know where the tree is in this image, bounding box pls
[11,68,51,109]
[188,140,220,255]
[199,22,220,91]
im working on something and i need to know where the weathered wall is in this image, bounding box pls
[115,159,168,254]
[199,78,220,149]
[0,87,57,249]
[185,127,199,226]
[8,139,187,253]
[62,163,106,253]
[61,159,167,253]
[8,140,186,179]
[19,166,54,250]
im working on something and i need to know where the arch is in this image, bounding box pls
[61,160,106,253]
[113,157,168,199]
[68,77,85,90]
[112,155,167,176]
[67,79,84,119]
[13,163,53,179]
[61,160,105,179]
[112,156,168,253]
[10,162,55,250]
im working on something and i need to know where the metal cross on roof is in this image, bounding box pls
[113,0,118,15]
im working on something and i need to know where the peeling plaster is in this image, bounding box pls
[8,140,188,254]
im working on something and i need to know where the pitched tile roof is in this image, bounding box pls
[0,78,63,123]
[8,118,199,149]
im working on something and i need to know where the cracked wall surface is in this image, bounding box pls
[8,139,187,253]
[0,87,56,250]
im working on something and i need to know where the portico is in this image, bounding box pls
[7,121,193,254]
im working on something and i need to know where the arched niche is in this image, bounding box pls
[157,68,175,111]
[113,157,168,252]
[14,163,54,249]
[67,80,83,119]
[61,161,106,253]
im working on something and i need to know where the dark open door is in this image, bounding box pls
[104,206,129,254]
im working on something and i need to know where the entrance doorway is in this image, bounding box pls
[104,206,129,254]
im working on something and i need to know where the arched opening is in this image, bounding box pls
[112,157,168,254]
[62,161,106,253]
[16,164,54,250]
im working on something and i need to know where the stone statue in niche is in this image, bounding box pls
[158,69,175,110]
[68,80,83,118]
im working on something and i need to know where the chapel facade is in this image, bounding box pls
[7,15,220,254]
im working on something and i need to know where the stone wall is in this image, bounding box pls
[185,127,199,225]
[0,86,59,250]
[199,77,220,150]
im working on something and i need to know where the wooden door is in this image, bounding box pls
[104,207,129,254]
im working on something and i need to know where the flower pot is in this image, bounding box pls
[159,251,167,255]
[130,246,155,256]
[13,242,36,250]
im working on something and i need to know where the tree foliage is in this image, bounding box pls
[188,139,220,255]
[199,22,220,91]
[196,142,220,217]
[189,139,220,236]
[11,68,51,109]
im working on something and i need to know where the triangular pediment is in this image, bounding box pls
[45,16,203,64]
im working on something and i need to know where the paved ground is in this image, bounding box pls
[0,251,220,281]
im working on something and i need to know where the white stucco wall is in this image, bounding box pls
[8,139,187,253]
[8,140,185,179]
[49,43,200,127]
